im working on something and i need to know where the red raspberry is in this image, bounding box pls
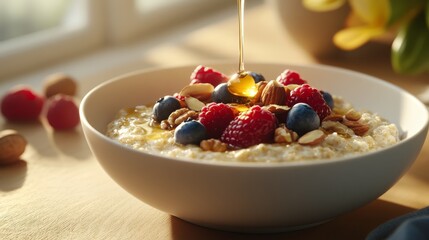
[1,87,45,122]
[190,65,228,87]
[46,94,80,130]
[221,105,277,148]
[276,69,307,85]
[199,103,235,139]
[286,84,331,120]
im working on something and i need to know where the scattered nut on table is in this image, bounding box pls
[0,129,27,165]
[43,73,77,98]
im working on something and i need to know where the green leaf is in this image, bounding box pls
[426,0,429,28]
[392,11,429,74]
[387,0,425,27]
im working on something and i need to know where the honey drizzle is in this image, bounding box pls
[238,0,245,74]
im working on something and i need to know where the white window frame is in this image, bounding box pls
[106,0,234,43]
[0,0,105,81]
[0,0,233,81]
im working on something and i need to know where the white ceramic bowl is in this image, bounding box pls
[80,63,428,232]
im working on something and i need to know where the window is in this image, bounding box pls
[0,0,233,81]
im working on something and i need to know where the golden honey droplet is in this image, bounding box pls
[227,71,258,97]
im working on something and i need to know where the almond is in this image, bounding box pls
[261,80,286,105]
[345,109,362,121]
[185,96,205,111]
[0,129,27,165]
[321,121,354,137]
[351,124,370,136]
[179,83,214,101]
[298,129,326,146]
[43,73,77,98]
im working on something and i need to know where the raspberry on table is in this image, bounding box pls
[46,94,80,130]
[276,69,307,86]
[198,102,235,139]
[220,105,277,148]
[190,65,229,87]
[286,84,331,120]
[1,87,45,122]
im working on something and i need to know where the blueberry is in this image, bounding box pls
[212,83,248,104]
[286,103,320,136]
[152,96,181,122]
[249,72,265,83]
[321,91,334,109]
[174,120,207,145]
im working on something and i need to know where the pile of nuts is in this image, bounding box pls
[0,73,80,165]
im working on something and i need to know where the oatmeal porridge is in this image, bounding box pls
[106,66,400,163]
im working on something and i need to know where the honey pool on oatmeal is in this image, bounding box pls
[105,66,400,163]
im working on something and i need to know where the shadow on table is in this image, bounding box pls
[0,160,27,191]
[169,199,415,240]
[50,126,92,160]
[1,120,92,161]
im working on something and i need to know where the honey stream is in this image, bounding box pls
[227,0,258,98]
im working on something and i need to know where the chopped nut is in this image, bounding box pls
[343,119,370,136]
[200,139,228,152]
[351,124,370,136]
[160,120,172,130]
[263,104,290,114]
[160,108,198,130]
[274,125,298,144]
[321,121,354,137]
[323,113,344,122]
[185,96,205,111]
[298,129,326,146]
[261,80,287,105]
[179,83,214,101]
[345,109,362,121]
[342,119,362,128]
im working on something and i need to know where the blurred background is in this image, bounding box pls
[0,0,234,82]
[0,0,427,93]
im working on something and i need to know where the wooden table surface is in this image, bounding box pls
[1,1,429,239]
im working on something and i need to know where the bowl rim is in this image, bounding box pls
[80,62,429,169]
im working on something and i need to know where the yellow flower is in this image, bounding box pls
[334,0,390,50]
[303,0,390,50]
[302,0,346,12]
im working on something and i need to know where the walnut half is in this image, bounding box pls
[160,108,198,130]
[274,125,298,144]
[200,139,228,152]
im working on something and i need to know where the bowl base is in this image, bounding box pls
[179,217,333,234]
